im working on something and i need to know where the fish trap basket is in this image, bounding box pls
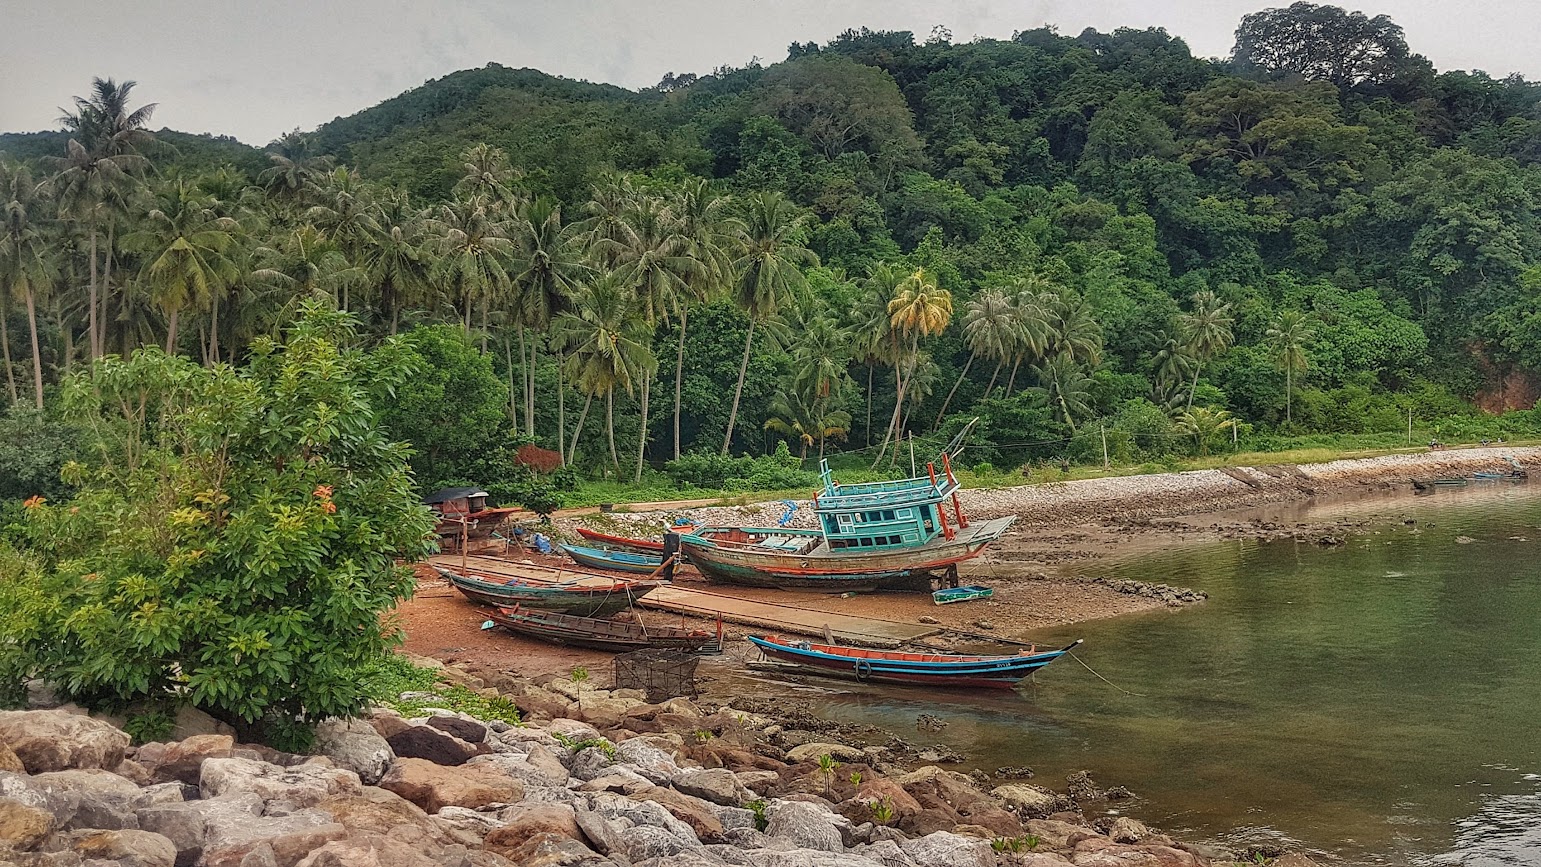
[613,649,700,702]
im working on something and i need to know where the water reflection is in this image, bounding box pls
[803,483,1541,864]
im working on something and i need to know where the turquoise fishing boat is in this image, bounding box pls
[560,543,664,575]
[677,423,1015,592]
[932,585,994,605]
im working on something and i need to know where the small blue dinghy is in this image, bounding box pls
[932,584,994,605]
[560,543,665,575]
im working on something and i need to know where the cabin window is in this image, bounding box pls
[882,510,895,521]
[903,533,917,543]
[890,535,902,545]
[898,508,912,518]
[861,537,873,547]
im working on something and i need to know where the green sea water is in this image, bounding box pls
[806,483,1541,865]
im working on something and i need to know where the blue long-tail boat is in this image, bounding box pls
[748,635,1081,689]
[559,543,664,575]
[677,426,1014,592]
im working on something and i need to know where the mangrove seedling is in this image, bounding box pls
[849,770,863,787]
[745,799,769,832]
[869,797,895,825]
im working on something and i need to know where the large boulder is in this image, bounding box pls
[481,803,580,857]
[0,800,55,850]
[992,784,1059,818]
[312,720,394,786]
[0,740,24,773]
[764,800,843,853]
[900,831,995,867]
[136,792,263,866]
[573,807,624,856]
[68,828,178,867]
[632,786,726,842]
[385,725,478,767]
[378,757,522,814]
[672,768,752,807]
[612,738,681,784]
[32,768,155,830]
[618,824,699,862]
[840,778,921,826]
[146,734,235,785]
[201,816,347,867]
[424,715,487,744]
[0,710,130,773]
[200,757,362,808]
[311,787,452,846]
[784,743,866,765]
[167,706,236,742]
[467,746,570,789]
[292,833,445,867]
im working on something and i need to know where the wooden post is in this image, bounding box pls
[459,518,468,574]
[1099,424,1109,470]
[1408,407,1413,444]
[822,623,835,646]
[909,434,916,477]
[1232,420,1238,450]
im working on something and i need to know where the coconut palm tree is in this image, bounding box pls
[935,288,1014,426]
[1266,309,1314,426]
[1175,406,1238,455]
[1002,279,1052,395]
[874,267,952,464]
[556,272,653,476]
[1033,354,1095,431]
[302,168,381,311]
[1179,289,1234,410]
[430,198,514,341]
[669,179,742,458]
[252,224,363,321]
[454,143,519,209]
[849,264,904,446]
[259,131,333,205]
[788,311,852,459]
[764,384,852,463]
[365,192,431,335]
[121,179,240,355]
[1153,332,1197,396]
[723,191,815,455]
[508,196,589,451]
[0,163,56,408]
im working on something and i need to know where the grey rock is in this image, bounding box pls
[619,824,699,862]
[635,851,730,867]
[434,805,506,839]
[0,710,130,773]
[763,801,842,853]
[136,793,263,867]
[66,829,178,867]
[569,746,616,781]
[740,850,888,867]
[899,831,994,867]
[612,740,679,785]
[589,793,698,843]
[721,827,769,849]
[1,770,83,827]
[467,746,570,787]
[199,757,362,807]
[385,725,477,767]
[852,840,918,867]
[33,769,146,830]
[311,719,394,786]
[673,769,751,807]
[715,806,757,833]
[574,808,625,856]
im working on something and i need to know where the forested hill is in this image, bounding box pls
[304,21,1541,415]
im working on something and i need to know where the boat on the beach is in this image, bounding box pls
[424,487,519,544]
[560,543,665,575]
[483,606,717,653]
[434,565,659,617]
[932,585,994,605]
[747,635,1081,689]
[677,427,1014,592]
[574,526,675,554]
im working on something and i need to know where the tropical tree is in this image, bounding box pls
[303,168,381,311]
[1033,354,1095,431]
[365,192,431,335]
[1002,279,1053,395]
[508,196,588,443]
[1266,309,1315,425]
[1176,406,1238,455]
[669,179,742,458]
[788,311,852,459]
[430,198,514,341]
[1178,289,1235,410]
[936,288,1015,425]
[723,191,815,454]
[454,143,519,208]
[0,164,55,408]
[874,267,952,463]
[258,131,333,204]
[556,272,653,476]
[120,179,240,356]
[764,384,852,462]
[849,264,904,445]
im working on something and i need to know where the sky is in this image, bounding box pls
[5,0,1541,146]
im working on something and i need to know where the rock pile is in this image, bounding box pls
[0,664,1324,867]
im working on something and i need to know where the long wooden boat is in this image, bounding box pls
[575,527,667,554]
[560,543,664,575]
[747,635,1081,689]
[483,606,716,653]
[433,565,658,617]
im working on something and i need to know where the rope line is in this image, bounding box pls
[1067,650,1147,697]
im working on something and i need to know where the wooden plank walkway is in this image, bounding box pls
[431,554,941,648]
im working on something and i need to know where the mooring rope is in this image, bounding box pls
[1068,650,1147,697]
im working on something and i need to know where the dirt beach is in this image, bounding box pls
[400,445,1541,682]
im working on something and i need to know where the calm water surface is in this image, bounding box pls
[804,483,1541,865]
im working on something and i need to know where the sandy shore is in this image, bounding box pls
[401,445,1541,685]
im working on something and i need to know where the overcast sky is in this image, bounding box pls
[5,0,1541,146]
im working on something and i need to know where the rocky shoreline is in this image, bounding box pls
[0,656,1325,867]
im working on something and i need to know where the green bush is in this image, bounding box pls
[0,304,437,748]
[664,442,818,492]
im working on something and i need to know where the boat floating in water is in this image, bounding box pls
[678,425,1014,592]
[747,634,1081,689]
[483,606,717,653]
[434,564,659,618]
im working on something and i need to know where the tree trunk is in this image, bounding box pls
[525,337,536,438]
[1187,363,1201,411]
[1285,365,1292,426]
[505,334,518,420]
[984,359,1002,399]
[721,319,755,455]
[569,391,593,459]
[864,363,874,446]
[873,352,913,468]
[340,281,349,313]
[557,352,567,465]
[934,352,974,429]
[634,376,650,483]
[0,304,16,405]
[165,307,179,355]
[25,286,42,410]
[606,389,621,476]
[87,228,99,363]
[207,289,220,367]
[479,296,489,354]
[100,224,114,360]
[673,305,689,460]
[1006,354,1022,396]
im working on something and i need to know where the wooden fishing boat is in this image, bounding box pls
[560,543,664,575]
[1412,477,1468,490]
[933,585,993,605]
[424,487,518,543]
[678,427,1014,592]
[747,635,1082,689]
[433,565,658,617]
[482,606,716,653]
[1470,470,1526,481]
[575,527,667,554]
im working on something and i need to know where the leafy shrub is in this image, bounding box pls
[665,442,818,492]
[0,305,437,743]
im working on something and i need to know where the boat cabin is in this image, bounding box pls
[423,487,493,517]
[812,458,969,551]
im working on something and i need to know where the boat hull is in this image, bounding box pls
[575,527,666,554]
[439,567,653,618]
[487,607,713,653]
[560,544,663,575]
[678,516,1016,592]
[748,635,1076,689]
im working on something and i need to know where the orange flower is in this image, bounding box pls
[323,502,337,514]
[313,485,334,499]
[22,496,44,509]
